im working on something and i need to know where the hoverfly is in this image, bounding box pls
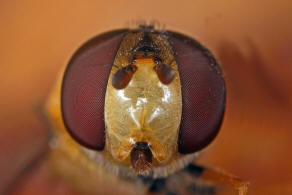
[45,25,248,195]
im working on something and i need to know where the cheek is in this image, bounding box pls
[61,30,128,150]
[169,32,226,154]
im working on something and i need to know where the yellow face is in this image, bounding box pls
[104,32,182,174]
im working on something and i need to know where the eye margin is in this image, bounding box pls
[166,30,226,154]
[61,29,129,150]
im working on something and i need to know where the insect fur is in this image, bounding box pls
[46,25,247,194]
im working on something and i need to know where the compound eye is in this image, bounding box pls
[169,32,226,154]
[61,30,127,150]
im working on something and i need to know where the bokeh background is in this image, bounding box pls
[0,0,291,194]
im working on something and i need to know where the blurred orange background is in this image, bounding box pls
[0,0,291,194]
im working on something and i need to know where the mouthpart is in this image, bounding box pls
[130,142,153,174]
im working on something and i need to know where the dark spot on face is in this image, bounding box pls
[154,64,175,85]
[112,65,137,89]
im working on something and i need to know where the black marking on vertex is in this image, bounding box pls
[132,33,160,54]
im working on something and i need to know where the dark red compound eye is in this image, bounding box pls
[61,29,128,150]
[168,32,226,154]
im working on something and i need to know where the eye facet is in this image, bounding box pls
[61,30,128,150]
[168,32,226,154]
